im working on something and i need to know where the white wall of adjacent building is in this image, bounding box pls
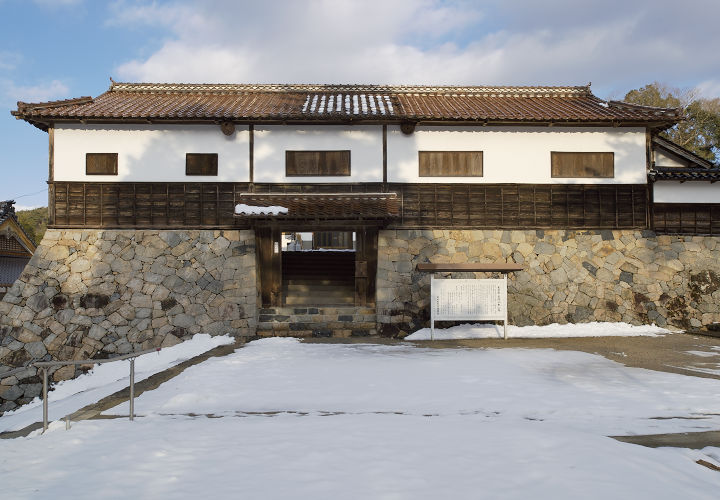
[54,123,648,184]
[653,182,720,203]
[653,149,687,168]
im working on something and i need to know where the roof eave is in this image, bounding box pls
[11,115,680,129]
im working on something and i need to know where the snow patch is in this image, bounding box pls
[0,334,234,433]
[405,321,669,340]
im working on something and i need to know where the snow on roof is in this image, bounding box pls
[234,204,289,216]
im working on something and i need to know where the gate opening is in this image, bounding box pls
[281,231,356,305]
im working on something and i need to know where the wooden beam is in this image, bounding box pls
[48,127,54,182]
[382,124,387,188]
[249,124,254,189]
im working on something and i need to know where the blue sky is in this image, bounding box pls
[2,0,719,209]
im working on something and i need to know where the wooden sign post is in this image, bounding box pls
[431,276,508,340]
[418,263,523,340]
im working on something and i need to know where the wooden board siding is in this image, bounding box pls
[53,182,241,228]
[653,203,720,235]
[391,183,647,229]
[49,182,649,230]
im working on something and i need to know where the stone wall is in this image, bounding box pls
[376,229,720,336]
[0,229,256,413]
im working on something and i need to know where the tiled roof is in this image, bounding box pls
[0,200,37,250]
[234,192,400,220]
[649,167,720,182]
[13,82,682,128]
[0,200,17,226]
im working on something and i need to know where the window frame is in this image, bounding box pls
[185,153,219,176]
[418,151,484,177]
[285,150,351,177]
[85,153,118,176]
[550,151,615,178]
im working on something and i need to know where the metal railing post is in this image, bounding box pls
[23,347,158,433]
[129,358,135,421]
[42,368,48,433]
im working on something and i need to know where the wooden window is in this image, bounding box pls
[286,151,351,176]
[551,152,614,178]
[186,153,218,176]
[86,153,118,175]
[418,151,483,177]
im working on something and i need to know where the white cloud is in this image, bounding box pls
[110,0,720,98]
[0,51,22,71]
[1,79,70,106]
[696,80,720,100]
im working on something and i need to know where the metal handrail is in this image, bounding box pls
[2,347,161,432]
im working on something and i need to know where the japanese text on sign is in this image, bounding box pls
[431,278,507,321]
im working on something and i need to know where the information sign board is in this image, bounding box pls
[430,276,509,340]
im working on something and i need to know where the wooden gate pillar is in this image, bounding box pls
[257,226,282,307]
[355,227,378,307]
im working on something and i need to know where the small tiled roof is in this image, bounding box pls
[13,82,682,129]
[649,167,720,182]
[0,200,36,249]
[234,192,400,220]
[0,200,17,226]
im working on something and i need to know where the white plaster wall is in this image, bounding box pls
[653,182,720,203]
[387,126,647,184]
[54,124,250,182]
[654,149,687,168]
[54,123,648,185]
[253,125,382,182]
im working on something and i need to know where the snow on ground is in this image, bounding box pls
[686,350,720,357]
[0,334,233,433]
[2,337,720,499]
[405,321,669,340]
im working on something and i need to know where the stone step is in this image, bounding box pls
[284,278,354,285]
[260,306,376,316]
[257,305,377,338]
[285,284,354,293]
[256,328,377,338]
[284,295,354,305]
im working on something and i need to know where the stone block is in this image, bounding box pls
[24,341,47,359]
[172,314,195,329]
[27,293,50,312]
[0,384,23,401]
[130,294,152,309]
[534,242,555,255]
